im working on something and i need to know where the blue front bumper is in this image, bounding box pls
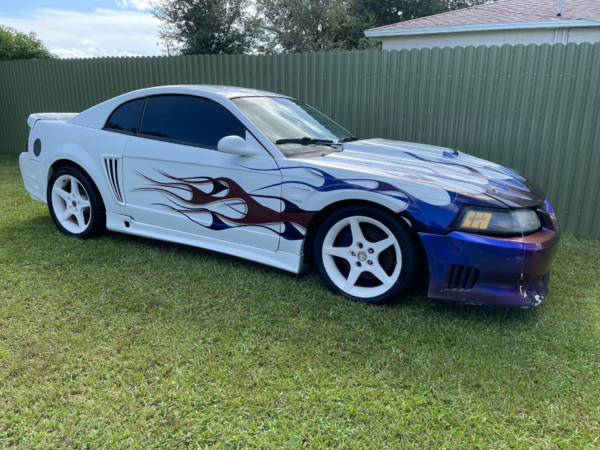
[419,209,560,307]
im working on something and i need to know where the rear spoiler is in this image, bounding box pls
[28,113,79,129]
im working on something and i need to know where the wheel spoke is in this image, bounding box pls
[73,181,88,203]
[372,236,395,254]
[348,217,364,244]
[344,267,361,291]
[323,246,352,260]
[74,210,86,231]
[368,264,393,288]
[58,209,73,222]
[53,186,70,202]
[70,177,77,195]
[79,199,91,209]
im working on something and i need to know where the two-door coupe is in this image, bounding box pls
[19,85,560,307]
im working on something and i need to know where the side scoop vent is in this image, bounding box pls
[445,264,479,290]
[103,156,124,204]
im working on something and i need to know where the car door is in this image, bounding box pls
[122,95,283,252]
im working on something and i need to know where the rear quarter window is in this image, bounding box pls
[138,95,245,148]
[105,98,145,134]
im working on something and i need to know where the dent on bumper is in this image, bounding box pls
[419,211,560,307]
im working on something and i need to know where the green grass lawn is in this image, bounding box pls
[1,154,599,449]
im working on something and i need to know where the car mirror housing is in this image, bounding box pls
[217,136,258,157]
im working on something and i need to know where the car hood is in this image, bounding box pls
[303,139,546,208]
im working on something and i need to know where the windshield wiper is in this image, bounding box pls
[337,136,359,143]
[275,137,334,145]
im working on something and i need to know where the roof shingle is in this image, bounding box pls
[367,0,600,33]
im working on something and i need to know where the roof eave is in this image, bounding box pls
[365,19,600,38]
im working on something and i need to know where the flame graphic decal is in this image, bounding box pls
[133,166,411,241]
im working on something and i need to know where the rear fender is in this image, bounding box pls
[28,120,131,214]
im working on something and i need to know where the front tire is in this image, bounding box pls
[314,205,419,304]
[47,166,106,239]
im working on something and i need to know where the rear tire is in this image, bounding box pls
[47,166,106,239]
[314,205,419,304]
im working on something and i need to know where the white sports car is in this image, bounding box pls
[19,85,560,306]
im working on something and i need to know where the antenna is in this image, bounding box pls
[557,0,563,16]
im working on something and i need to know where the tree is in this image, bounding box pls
[257,0,345,52]
[257,0,484,53]
[350,0,481,30]
[153,0,486,55]
[152,0,263,55]
[0,26,55,61]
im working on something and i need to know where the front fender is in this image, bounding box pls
[299,188,408,215]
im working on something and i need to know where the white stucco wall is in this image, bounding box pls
[567,27,600,44]
[379,27,600,51]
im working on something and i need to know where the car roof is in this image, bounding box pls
[132,84,287,99]
[68,84,290,129]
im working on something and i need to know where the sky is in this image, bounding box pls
[0,0,163,58]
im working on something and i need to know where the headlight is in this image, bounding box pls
[456,207,541,235]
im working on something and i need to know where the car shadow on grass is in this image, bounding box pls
[6,215,539,332]
[4,215,567,396]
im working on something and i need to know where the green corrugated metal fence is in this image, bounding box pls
[1,44,599,237]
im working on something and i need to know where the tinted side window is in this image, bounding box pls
[139,95,245,148]
[105,98,145,134]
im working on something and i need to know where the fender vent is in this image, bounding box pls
[445,264,479,290]
[104,157,124,204]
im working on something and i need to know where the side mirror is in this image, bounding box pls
[217,135,259,157]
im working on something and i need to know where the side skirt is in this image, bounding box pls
[106,212,309,274]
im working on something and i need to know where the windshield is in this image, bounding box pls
[231,97,354,156]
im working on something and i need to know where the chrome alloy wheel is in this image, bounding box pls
[51,174,92,234]
[321,215,402,298]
